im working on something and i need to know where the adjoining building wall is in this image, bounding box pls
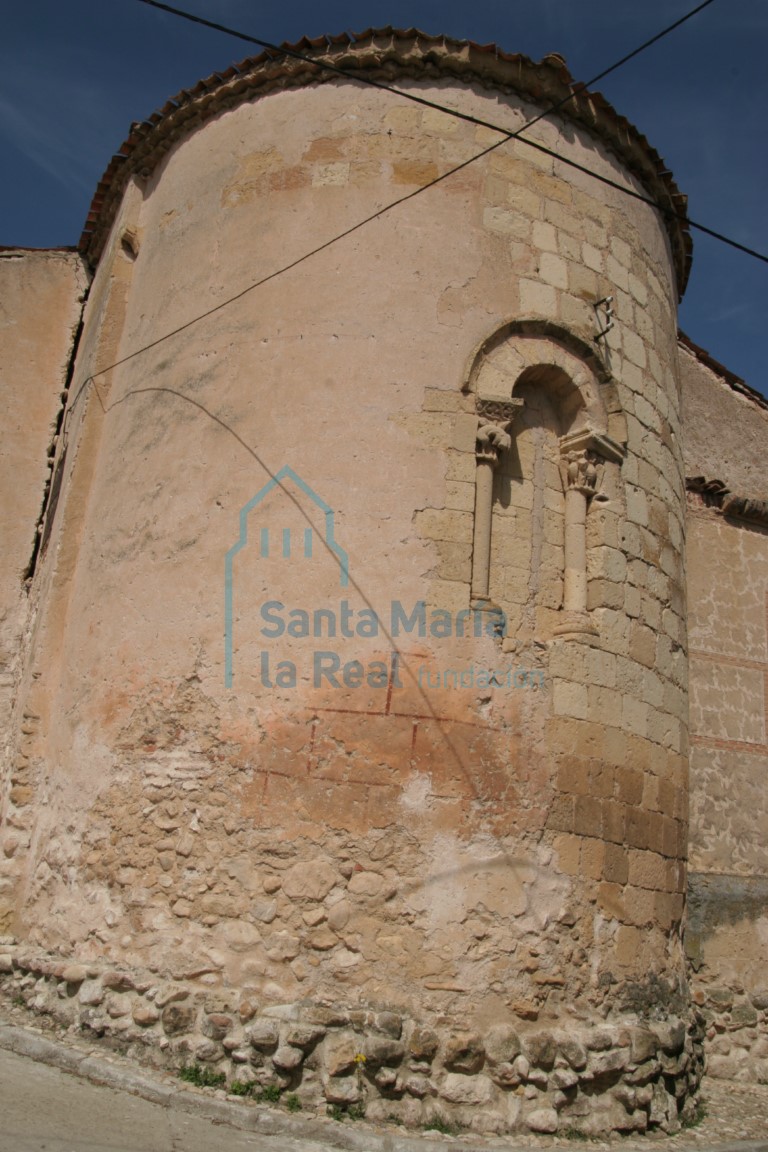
[0,35,705,1135]
[0,249,88,921]
[681,342,768,1083]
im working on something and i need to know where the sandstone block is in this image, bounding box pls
[519,278,557,316]
[439,1073,493,1105]
[323,1074,361,1104]
[364,1036,405,1066]
[203,1013,233,1040]
[409,1026,439,1061]
[162,1002,197,1036]
[272,1044,304,1070]
[374,1012,402,1039]
[62,964,89,984]
[443,1033,484,1073]
[247,1019,279,1050]
[404,1074,431,1098]
[483,207,530,239]
[283,859,337,901]
[285,1023,326,1049]
[105,994,132,1019]
[522,1030,557,1069]
[132,1003,160,1027]
[323,1032,357,1077]
[539,252,568,289]
[526,1107,559,1133]
[78,979,104,1006]
[485,1024,521,1064]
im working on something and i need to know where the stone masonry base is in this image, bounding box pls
[0,943,704,1137]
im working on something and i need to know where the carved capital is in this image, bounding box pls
[561,448,600,497]
[475,398,524,466]
[559,428,625,501]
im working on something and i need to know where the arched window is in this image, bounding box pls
[464,321,626,646]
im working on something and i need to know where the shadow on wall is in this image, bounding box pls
[686,872,768,969]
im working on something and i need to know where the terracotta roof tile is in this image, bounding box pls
[78,28,692,292]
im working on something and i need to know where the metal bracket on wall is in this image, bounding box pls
[594,295,615,342]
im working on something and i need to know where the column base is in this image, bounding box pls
[553,611,599,639]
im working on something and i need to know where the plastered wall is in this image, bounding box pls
[0,249,88,911]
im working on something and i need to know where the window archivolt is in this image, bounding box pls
[464,322,626,646]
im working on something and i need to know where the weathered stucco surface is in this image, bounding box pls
[0,249,88,893]
[0,249,87,699]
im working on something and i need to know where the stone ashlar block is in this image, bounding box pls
[162,1001,197,1036]
[247,1019,280,1050]
[443,1033,485,1074]
[409,1026,439,1062]
[522,1030,557,1069]
[485,1024,522,1065]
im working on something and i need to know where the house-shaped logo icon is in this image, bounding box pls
[224,466,349,687]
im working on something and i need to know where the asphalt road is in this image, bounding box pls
[1,1025,767,1152]
[0,1048,328,1152]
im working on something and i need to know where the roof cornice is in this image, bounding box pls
[79,28,692,293]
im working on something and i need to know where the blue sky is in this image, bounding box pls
[2,0,766,395]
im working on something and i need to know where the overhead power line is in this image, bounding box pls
[134,0,715,143]
[130,0,764,266]
[65,0,764,426]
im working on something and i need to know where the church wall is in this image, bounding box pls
[0,248,88,925]
[681,346,768,1082]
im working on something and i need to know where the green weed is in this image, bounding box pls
[682,1098,708,1129]
[423,1117,456,1135]
[327,1101,366,1121]
[258,1084,283,1104]
[178,1063,226,1088]
[229,1080,253,1097]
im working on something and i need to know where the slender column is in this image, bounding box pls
[470,399,523,610]
[554,429,624,639]
[557,449,599,634]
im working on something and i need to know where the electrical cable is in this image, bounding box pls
[133,0,716,146]
[65,0,764,427]
[129,0,766,266]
